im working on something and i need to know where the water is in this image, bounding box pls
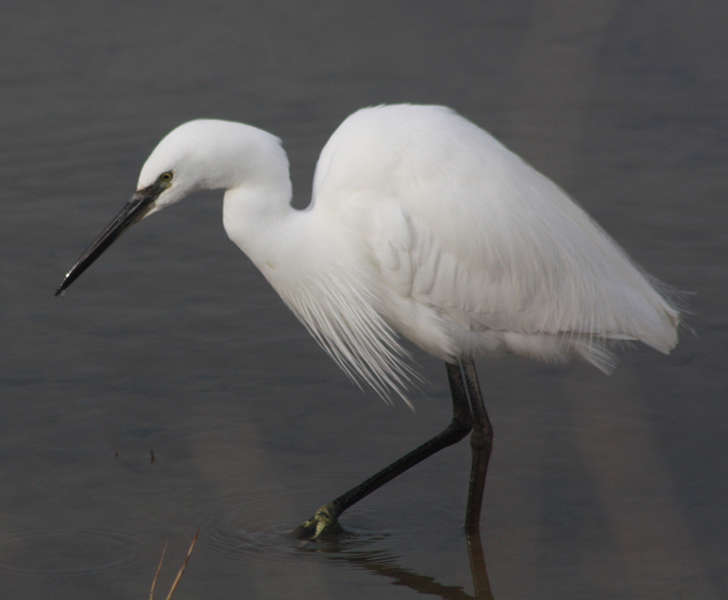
[1,1,726,598]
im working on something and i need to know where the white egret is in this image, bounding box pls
[55,104,680,539]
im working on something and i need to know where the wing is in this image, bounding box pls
[312,105,679,368]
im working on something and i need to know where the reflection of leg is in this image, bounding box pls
[293,362,473,540]
[462,359,493,533]
[332,526,494,599]
[467,529,495,600]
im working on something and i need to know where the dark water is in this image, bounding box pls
[2,1,726,598]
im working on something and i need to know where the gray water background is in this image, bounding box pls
[1,1,726,598]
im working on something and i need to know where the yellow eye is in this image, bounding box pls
[159,171,173,184]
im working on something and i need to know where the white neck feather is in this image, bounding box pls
[221,174,415,404]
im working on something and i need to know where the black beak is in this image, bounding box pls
[54,186,161,296]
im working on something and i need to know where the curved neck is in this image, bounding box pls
[222,180,298,269]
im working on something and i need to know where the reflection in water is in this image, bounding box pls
[466,532,495,600]
[302,531,494,600]
[186,517,499,598]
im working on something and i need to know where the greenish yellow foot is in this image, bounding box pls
[292,503,344,540]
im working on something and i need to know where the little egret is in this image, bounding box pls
[55,104,680,539]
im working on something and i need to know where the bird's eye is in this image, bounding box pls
[159,171,173,184]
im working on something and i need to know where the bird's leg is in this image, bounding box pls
[460,358,493,534]
[293,362,473,540]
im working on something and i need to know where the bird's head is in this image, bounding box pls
[54,119,288,296]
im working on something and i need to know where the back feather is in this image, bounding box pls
[313,104,680,373]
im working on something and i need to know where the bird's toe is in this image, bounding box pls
[292,504,343,540]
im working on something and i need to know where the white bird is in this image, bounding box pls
[55,104,680,539]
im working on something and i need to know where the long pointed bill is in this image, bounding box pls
[54,186,161,296]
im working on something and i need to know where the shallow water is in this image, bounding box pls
[1,1,727,598]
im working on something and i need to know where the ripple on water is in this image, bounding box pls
[207,507,400,567]
[0,529,138,576]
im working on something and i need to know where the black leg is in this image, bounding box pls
[293,361,473,539]
[461,359,493,533]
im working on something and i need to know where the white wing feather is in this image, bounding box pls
[310,105,679,382]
